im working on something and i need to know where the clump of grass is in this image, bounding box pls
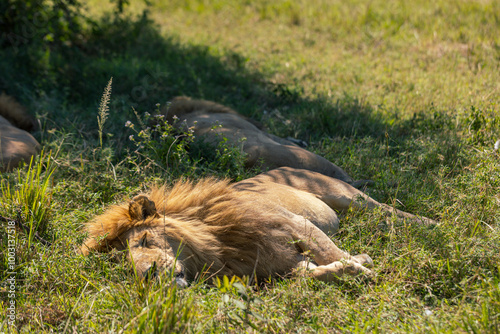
[91,276,195,333]
[0,151,56,246]
[0,150,56,320]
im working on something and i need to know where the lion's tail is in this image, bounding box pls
[0,93,35,131]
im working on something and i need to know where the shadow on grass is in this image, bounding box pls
[0,6,469,192]
[0,6,460,245]
[1,9,393,141]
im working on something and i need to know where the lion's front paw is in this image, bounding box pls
[353,253,374,268]
[342,261,374,278]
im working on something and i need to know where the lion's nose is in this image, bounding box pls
[174,272,188,288]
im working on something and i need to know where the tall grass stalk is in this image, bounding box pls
[97,77,113,148]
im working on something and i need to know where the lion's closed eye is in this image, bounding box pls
[137,232,149,248]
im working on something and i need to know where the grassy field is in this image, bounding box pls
[1,0,500,332]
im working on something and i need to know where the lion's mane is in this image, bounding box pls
[82,178,299,279]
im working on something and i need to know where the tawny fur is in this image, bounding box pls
[82,167,435,282]
[82,178,298,279]
[164,96,262,128]
[0,93,40,171]
[0,93,35,131]
[158,97,358,185]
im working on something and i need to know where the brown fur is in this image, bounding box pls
[0,93,35,131]
[82,178,298,280]
[161,97,360,185]
[82,168,434,284]
[0,94,40,171]
[165,96,262,128]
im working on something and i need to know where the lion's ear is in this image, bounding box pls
[129,195,158,220]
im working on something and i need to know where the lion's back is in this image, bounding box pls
[0,93,35,131]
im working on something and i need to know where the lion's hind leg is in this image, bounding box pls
[296,256,374,283]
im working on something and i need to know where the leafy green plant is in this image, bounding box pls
[125,109,250,179]
[125,107,196,174]
[188,123,250,180]
[0,0,86,49]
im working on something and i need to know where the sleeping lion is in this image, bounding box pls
[81,167,433,286]
[0,93,40,171]
[162,97,370,188]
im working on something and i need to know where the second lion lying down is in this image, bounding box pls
[81,167,433,285]
[163,97,363,187]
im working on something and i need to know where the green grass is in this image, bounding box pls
[1,0,500,332]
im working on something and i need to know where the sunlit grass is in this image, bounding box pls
[0,0,499,332]
[141,0,500,118]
